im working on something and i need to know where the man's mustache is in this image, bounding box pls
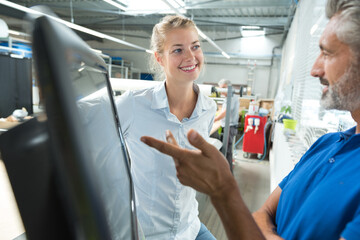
[320,77,329,86]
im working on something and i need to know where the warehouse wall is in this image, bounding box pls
[88,32,282,98]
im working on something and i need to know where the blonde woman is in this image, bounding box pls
[116,15,217,239]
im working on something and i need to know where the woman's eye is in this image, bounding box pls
[173,48,182,53]
[193,45,200,50]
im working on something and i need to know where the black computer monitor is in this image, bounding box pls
[0,15,139,240]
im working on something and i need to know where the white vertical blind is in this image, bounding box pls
[290,0,327,123]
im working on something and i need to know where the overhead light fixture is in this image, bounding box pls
[8,29,20,35]
[102,0,127,11]
[196,28,208,40]
[0,0,152,53]
[241,26,261,30]
[241,26,265,37]
[221,51,230,59]
[10,53,24,59]
[8,29,30,37]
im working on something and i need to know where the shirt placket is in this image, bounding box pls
[171,123,185,237]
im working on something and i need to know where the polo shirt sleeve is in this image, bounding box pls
[115,90,134,137]
[341,207,360,240]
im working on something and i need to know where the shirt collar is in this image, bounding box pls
[150,81,213,119]
[338,126,356,141]
[151,81,168,110]
[192,83,213,118]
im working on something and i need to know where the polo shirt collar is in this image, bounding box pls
[339,126,356,141]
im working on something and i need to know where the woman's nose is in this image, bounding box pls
[184,49,195,60]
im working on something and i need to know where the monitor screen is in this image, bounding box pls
[32,15,139,239]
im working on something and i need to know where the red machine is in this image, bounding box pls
[242,115,267,159]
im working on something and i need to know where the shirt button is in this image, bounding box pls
[329,158,335,163]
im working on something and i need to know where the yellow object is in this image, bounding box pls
[283,119,297,130]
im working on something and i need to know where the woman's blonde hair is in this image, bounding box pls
[149,15,198,80]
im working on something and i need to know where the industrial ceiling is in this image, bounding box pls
[0,0,297,56]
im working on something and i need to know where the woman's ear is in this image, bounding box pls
[155,52,164,67]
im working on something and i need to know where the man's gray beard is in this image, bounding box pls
[320,61,360,112]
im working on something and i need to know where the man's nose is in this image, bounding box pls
[311,54,324,78]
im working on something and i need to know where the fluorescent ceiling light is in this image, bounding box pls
[8,29,20,35]
[102,0,127,11]
[196,28,208,40]
[241,26,261,30]
[8,29,30,37]
[0,0,152,53]
[10,53,24,59]
[221,51,230,59]
[241,26,265,37]
[241,30,265,37]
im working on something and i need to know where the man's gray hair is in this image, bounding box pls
[218,79,231,86]
[326,0,360,55]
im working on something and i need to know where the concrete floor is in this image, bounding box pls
[197,144,270,240]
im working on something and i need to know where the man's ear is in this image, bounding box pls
[155,52,164,67]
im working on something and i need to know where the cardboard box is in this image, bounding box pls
[258,99,275,119]
[259,99,274,110]
[239,98,251,109]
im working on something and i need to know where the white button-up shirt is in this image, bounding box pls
[116,81,216,240]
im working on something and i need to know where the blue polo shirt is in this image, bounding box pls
[276,126,360,240]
